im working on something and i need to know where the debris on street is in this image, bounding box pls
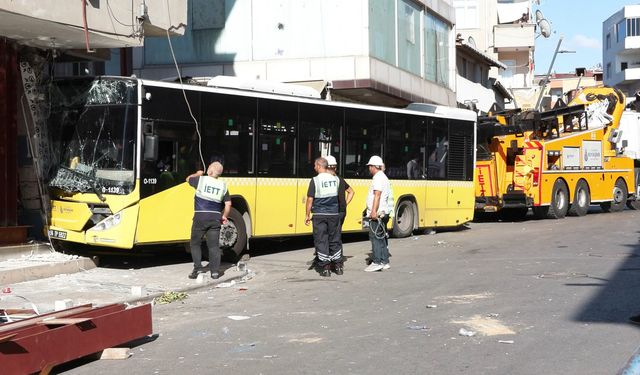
[458,328,477,337]
[155,291,188,304]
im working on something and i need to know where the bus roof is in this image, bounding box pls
[136,76,477,123]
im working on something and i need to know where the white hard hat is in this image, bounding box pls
[325,155,337,166]
[366,155,384,166]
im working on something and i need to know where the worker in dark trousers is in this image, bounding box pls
[305,157,342,277]
[186,160,231,280]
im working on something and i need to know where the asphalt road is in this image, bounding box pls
[61,208,640,374]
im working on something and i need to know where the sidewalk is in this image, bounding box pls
[0,244,254,315]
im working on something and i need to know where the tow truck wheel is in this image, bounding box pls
[601,178,627,213]
[392,200,415,238]
[547,179,569,219]
[568,180,590,217]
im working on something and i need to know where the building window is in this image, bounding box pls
[454,0,478,29]
[425,13,451,87]
[606,33,611,49]
[627,18,640,37]
[622,62,628,71]
[606,62,612,79]
[617,19,626,42]
[397,0,421,75]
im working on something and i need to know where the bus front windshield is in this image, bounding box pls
[48,78,137,197]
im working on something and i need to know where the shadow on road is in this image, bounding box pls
[572,230,640,327]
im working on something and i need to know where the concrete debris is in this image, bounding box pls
[458,328,476,337]
[54,299,74,311]
[407,325,429,331]
[131,286,147,297]
[227,315,251,321]
[498,340,515,344]
[216,280,237,288]
[426,305,437,309]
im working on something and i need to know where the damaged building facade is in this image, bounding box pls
[0,1,186,244]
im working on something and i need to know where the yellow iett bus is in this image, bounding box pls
[46,76,477,259]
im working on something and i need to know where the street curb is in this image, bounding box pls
[0,257,98,285]
[118,268,259,306]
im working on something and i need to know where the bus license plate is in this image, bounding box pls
[48,229,67,240]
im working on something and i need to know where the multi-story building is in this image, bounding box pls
[135,0,456,108]
[534,68,603,110]
[454,0,535,109]
[0,1,186,243]
[603,5,640,97]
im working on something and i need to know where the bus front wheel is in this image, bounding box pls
[220,207,247,262]
[392,200,415,238]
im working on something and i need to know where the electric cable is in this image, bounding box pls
[165,28,206,170]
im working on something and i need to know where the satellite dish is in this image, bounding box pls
[535,10,544,23]
[538,19,551,38]
[467,36,477,49]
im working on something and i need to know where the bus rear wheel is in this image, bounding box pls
[392,200,415,238]
[601,178,627,213]
[220,207,247,262]
[568,180,590,217]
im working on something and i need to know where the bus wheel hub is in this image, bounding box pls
[220,223,238,248]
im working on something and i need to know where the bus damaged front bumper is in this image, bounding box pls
[48,200,139,249]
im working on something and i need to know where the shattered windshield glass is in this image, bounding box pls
[47,77,138,197]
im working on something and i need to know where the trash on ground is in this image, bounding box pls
[407,325,429,331]
[155,291,188,304]
[458,328,476,337]
[240,271,256,282]
[426,305,437,309]
[498,340,514,344]
[227,315,251,321]
[216,280,236,288]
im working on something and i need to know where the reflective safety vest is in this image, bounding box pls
[194,176,227,213]
[312,173,339,215]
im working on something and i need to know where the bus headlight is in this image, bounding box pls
[93,213,122,231]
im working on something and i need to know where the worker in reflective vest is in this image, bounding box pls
[305,157,342,277]
[186,161,231,280]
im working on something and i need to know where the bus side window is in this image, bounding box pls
[426,118,448,180]
[201,93,256,177]
[257,99,297,177]
[384,113,427,180]
[298,103,343,178]
[343,109,384,178]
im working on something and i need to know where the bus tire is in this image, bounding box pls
[221,207,247,262]
[601,178,627,213]
[568,180,590,217]
[391,200,415,238]
[545,179,569,219]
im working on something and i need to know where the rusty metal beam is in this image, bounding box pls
[0,303,153,374]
